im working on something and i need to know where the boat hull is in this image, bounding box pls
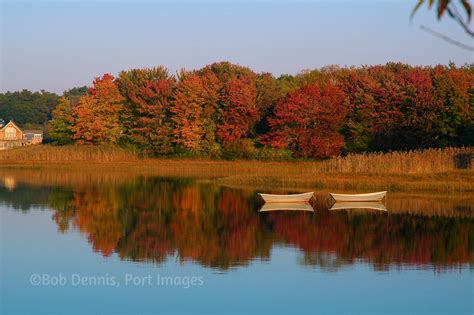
[329,191,387,202]
[329,202,387,211]
[258,192,314,203]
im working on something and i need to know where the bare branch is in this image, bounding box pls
[420,25,474,51]
[446,3,474,37]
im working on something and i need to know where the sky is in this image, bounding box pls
[1,0,473,93]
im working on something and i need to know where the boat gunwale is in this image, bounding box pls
[329,191,387,202]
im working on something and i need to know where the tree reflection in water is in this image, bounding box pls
[1,177,473,271]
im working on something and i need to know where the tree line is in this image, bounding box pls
[0,90,59,128]
[0,87,88,130]
[43,62,474,158]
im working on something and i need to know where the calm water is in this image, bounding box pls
[1,172,473,315]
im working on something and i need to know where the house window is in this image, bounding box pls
[34,134,42,140]
[5,127,16,139]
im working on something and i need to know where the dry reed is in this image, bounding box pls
[0,145,139,162]
[0,146,473,192]
[316,147,473,174]
[0,145,471,173]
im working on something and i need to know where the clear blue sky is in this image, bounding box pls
[1,0,472,93]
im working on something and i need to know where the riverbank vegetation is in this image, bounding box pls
[1,146,472,192]
[1,145,471,173]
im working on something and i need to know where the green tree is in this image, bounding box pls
[48,97,75,145]
[63,86,88,104]
[254,73,284,136]
[431,65,472,146]
[0,90,59,127]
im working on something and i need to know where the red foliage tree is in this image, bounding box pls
[217,75,259,143]
[262,83,348,158]
[365,65,406,150]
[394,66,439,148]
[117,67,175,155]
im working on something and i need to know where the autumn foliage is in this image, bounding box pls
[117,67,176,155]
[171,70,220,154]
[262,83,348,158]
[218,75,259,143]
[48,62,474,159]
[72,74,125,145]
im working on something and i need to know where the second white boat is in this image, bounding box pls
[329,191,387,202]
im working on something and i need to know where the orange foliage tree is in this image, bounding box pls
[171,70,221,154]
[73,74,125,144]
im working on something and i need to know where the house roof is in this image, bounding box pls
[0,120,22,132]
[24,130,43,134]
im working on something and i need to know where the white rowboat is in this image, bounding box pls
[329,191,386,202]
[329,202,387,212]
[258,192,314,203]
[259,202,314,212]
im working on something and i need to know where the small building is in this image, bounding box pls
[24,130,44,145]
[0,120,26,150]
[0,120,43,150]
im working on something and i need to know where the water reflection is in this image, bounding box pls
[1,174,473,271]
[2,176,16,191]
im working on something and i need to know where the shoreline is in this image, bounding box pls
[1,160,473,193]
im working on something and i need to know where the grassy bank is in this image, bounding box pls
[0,145,139,162]
[0,145,472,192]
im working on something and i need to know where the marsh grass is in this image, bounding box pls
[0,145,472,192]
[317,147,473,174]
[0,145,140,162]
